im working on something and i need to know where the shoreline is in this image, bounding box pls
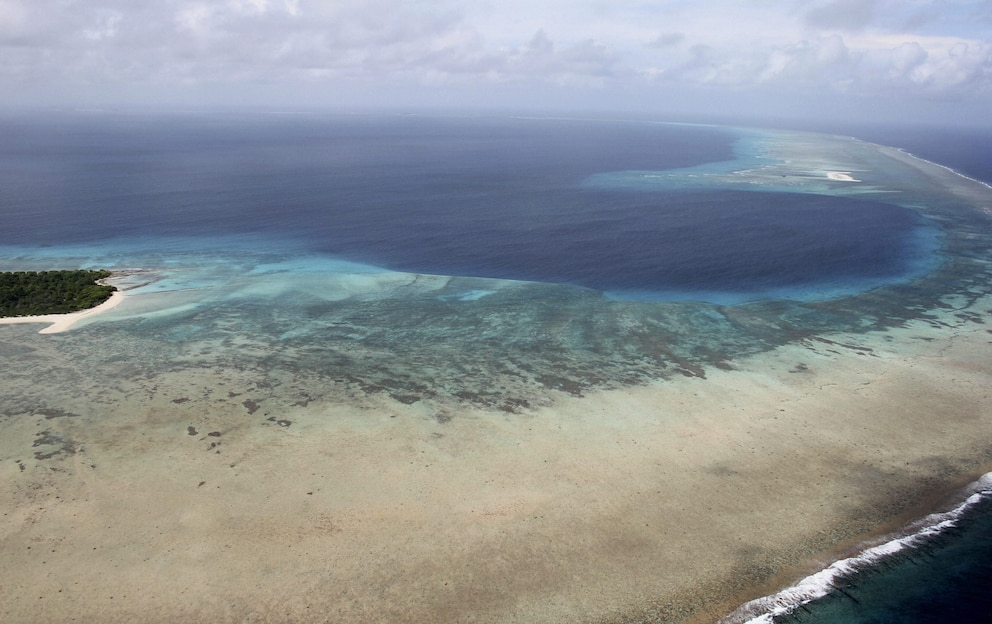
[0,287,126,333]
[717,471,992,624]
[0,273,135,334]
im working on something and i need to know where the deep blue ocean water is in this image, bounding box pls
[0,114,936,303]
[1,112,991,623]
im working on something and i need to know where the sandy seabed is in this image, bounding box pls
[1,287,991,624]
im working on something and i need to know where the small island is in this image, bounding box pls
[0,269,118,318]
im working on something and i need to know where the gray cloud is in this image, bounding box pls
[647,32,685,48]
[654,29,992,103]
[501,30,618,83]
[803,0,882,31]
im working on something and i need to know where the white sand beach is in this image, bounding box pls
[826,171,861,182]
[0,288,127,333]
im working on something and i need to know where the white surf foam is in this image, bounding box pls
[721,473,992,624]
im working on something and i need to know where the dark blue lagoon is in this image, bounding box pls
[0,114,940,304]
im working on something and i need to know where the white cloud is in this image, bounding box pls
[82,10,122,41]
[0,0,989,121]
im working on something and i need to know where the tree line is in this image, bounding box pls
[0,270,117,317]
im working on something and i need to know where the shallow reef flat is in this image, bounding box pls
[2,289,991,624]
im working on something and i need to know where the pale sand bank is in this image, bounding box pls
[1,300,991,623]
[826,171,861,182]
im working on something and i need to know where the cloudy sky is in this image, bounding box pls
[2,0,990,124]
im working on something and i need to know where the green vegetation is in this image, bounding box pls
[0,270,117,318]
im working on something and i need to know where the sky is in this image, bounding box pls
[1,0,991,124]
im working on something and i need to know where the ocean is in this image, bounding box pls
[1,111,991,623]
[0,114,941,304]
